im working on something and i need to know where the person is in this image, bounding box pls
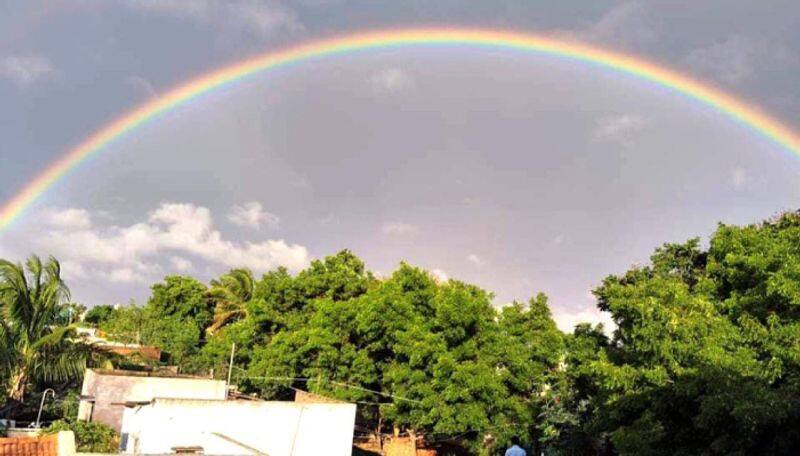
[505,438,526,456]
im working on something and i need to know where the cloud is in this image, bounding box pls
[430,268,449,283]
[382,222,420,235]
[60,260,88,282]
[45,208,92,230]
[33,203,310,285]
[553,305,616,334]
[731,167,747,189]
[0,55,53,86]
[553,234,565,245]
[227,202,280,229]
[371,68,415,94]
[125,75,157,99]
[467,254,483,267]
[170,256,193,272]
[593,114,647,147]
[562,1,658,50]
[100,267,148,284]
[683,35,797,86]
[123,0,302,37]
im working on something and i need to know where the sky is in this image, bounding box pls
[0,1,799,332]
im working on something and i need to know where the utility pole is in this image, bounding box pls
[226,343,236,395]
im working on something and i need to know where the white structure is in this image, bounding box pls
[77,369,227,432]
[120,398,357,456]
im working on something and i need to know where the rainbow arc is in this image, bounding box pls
[1,28,798,230]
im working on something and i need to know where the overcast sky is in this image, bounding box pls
[1,1,799,331]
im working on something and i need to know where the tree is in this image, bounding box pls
[206,268,255,334]
[588,212,800,454]
[489,294,565,451]
[83,304,115,326]
[0,256,87,401]
[148,276,213,332]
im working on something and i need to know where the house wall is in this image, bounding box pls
[77,370,227,432]
[120,398,357,456]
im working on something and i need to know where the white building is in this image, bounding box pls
[120,398,357,456]
[77,369,227,432]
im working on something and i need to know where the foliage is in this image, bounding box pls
[10,211,800,454]
[47,419,118,453]
[585,211,800,455]
[83,304,115,326]
[0,256,88,401]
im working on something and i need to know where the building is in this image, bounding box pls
[77,369,227,432]
[120,398,357,456]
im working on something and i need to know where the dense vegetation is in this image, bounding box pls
[3,211,800,454]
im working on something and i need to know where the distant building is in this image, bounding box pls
[77,369,227,432]
[120,398,357,456]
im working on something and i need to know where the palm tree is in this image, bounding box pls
[206,268,255,334]
[0,255,86,402]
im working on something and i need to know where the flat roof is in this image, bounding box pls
[88,368,220,380]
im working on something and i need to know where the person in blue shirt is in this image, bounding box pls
[505,437,526,456]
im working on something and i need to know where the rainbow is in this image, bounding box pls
[1,28,799,231]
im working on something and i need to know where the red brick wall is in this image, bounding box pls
[0,435,58,456]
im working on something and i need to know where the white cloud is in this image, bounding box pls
[430,268,449,283]
[0,55,53,86]
[553,234,565,245]
[60,260,88,282]
[227,201,280,229]
[382,222,420,235]
[124,0,302,37]
[371,68,415,94]
[467,253,483,267]
[593,114,647,147]
[731,167,747,189]
[100,267,148,284]
[45,208,92,230]
[149,203,307,271]
[553,305,616,334]
[34,203,310,285]
[170,256,193,272]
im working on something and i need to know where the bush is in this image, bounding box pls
[47,420,119,453]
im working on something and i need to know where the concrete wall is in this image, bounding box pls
[77,370,227,432]
[120,398,356,456]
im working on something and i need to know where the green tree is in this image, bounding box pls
[148,275,213,332]
[589,212,800,454]
[0,256,87,401]
[83,304,115,326]
[206,268,255,334]
[489,294,565,451]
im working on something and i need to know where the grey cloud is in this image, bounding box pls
[0,55,53,86]
[564,1,658,50]
[684,35,798,86]
[123,0,303,37]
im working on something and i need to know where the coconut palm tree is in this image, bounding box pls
[0,255,86,402]
[206,268,255,334]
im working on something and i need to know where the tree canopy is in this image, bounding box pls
[5,212,800,454]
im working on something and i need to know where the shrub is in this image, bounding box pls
[47,420,119,453]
